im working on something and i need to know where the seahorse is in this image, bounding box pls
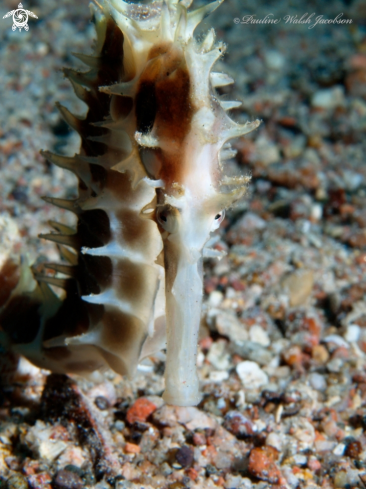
[0,0,260,406]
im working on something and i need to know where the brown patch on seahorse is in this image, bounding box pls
[113,259,154,305]
[135,42,193,187]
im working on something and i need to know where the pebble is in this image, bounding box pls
[126,398,157,424]
[308,372,327,391]
[248,446,280,483]
[281,270,314,307]
[175,446,194,468]
[249,324,270,347]
[265,432,282,452]
[235,212,266,232]
[334,469,361,488]
[207,340,231,370]
[53,469,83,489]
[223,411,256,438]
[312,344,330,364]
[94,396,109,410]
[208,290,223,307]
[326,358,343,373]
[311,86,345,109]
[236,361,268,389]
[264,50,286,71]
[6,475,28,489]
[254,135,280,166]
[215,312,248,343]
[344,324,360,343]
[333,443,345,456]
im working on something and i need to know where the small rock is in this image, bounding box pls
[126,398,157,424]
[345,440,362,459]
[312,344,329,364]
[236,212,267,231]
[27,472,52,489]
[223,411,256,438]
[264,50,286,71]
[311,86,345,109]
[327,358,343,373]
[175,446,194,467]
[307,457,321,472]
[265,433,282,452]
[236,361,268,389]
[6,475,28,489]
[249,324,270,347]
[208,290,223,306]
[209,370,229,382]
[254,135,280,166]
[124,442,141,454]
[334,469,360,488]
[309,372,327,391]
[248,446,280,483]
[207,340,231,370]
[344,324,360,343]
[53,469,83,489]
[215,312,248,343]
[282,270,314,307]
[333,443,346,456]
[94,396,109,410]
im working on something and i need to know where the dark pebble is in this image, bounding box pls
[345,440,362,459]
[6,475,28,489]
[175,445,193,468]
[95,396,109,410]
[53,469,84,489]
[205,464,219,476]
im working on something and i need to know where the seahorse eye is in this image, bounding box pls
[211,210,225,231]
[156,206,179,233]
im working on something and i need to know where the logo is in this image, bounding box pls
[3,2,38,31]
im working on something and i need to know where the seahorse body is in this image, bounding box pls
[0,0,260,406]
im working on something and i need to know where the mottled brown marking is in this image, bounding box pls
[0,258,20,307]
[135,42,193,186]
[0,295,41,344]
[102,307,146,350]
[116,209,148,248]
[114,259,147,304]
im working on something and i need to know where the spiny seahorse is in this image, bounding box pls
[0,0,260,406]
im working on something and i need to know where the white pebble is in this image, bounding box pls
[209,290,223,307]
[266,432,282,451]
[333,443,346,456]
[264,49,286,71]
[309,372,327,391]
[249,324,270,347]
[236,361,268,389]
[311,86,345,109]
[209,370,229,382]
[344,324,360,343]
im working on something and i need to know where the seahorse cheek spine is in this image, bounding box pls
[0,0,260,406]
